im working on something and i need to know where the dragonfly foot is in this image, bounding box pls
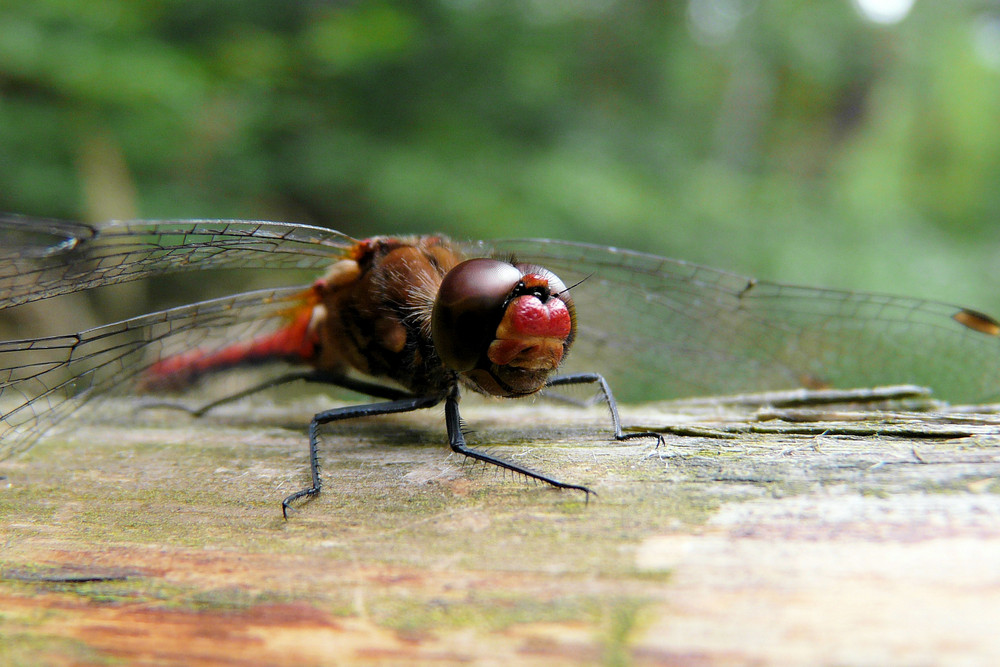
[281,487,319,520]
[617,431,665,449]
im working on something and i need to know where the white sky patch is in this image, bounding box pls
[852,0,916,25]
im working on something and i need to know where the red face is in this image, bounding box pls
[431,258,576,397]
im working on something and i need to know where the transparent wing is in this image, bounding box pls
[0,215,358,310]
[0,286,313,459]
[478,239,1000,404]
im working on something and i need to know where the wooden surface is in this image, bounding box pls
[3,388,1000,665]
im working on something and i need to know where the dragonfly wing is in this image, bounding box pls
[0,285,315,459]
[0,216,358,310]
[480,239,1000,404]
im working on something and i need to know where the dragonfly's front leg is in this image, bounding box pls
[546,373,664,445]
[443,388,594,500]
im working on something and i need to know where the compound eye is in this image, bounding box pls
[432,258,522,372]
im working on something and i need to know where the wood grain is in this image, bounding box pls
[3,390,1000,665]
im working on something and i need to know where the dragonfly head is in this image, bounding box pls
[431,258,576,397]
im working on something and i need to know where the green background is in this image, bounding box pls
[2,0,999,313]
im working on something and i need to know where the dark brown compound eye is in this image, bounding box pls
[432,258,522,372]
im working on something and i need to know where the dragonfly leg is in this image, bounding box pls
[546,373,664,446]
[300,372,412,400]
[535,388,598,408]
[141,370,411,417]
[282,394,443,518]
[444,389,594,500]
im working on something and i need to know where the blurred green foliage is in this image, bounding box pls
[2,0,1000,310]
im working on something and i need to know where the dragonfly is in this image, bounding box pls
[2,215,999,515]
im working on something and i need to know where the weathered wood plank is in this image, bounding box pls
[2,390,1000,664]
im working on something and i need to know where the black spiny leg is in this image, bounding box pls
[282,394,443,518]
[546,373,664,446]
[444,388,594,500]
[141,370,411,417]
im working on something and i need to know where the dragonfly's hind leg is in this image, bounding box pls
[282,394,443,518]
[443,389,594,500]
[139,370,411,417]
[546,373,664,446]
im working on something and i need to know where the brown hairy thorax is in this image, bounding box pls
[307,236,463,395]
